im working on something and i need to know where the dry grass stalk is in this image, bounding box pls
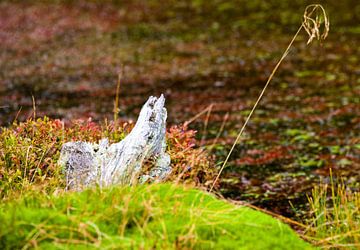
[208,112,229,151]
[200,103,214,146]
[184,104,215,127]
[113,68,123,124]
[303,4,329,44]
[32,95,36,120]
[210,4,330,192]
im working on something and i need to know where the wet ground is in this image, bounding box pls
[0,1,359,219]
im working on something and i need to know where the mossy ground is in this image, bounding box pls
[0,184,312,249]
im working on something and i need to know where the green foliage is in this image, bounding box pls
[307,178,360,249]
[0,184,312,249]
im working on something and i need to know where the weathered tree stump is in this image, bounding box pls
[58,95,171,190]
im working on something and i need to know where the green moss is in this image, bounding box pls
[0,184,312,249]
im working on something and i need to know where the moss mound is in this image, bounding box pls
[0,184,312,249]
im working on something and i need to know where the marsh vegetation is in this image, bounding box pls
[0,1,359,248]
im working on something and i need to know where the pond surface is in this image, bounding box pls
[0,1,359,219]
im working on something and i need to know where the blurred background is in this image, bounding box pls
[0,0,359,218]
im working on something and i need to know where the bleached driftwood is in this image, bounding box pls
[58,95,171,190]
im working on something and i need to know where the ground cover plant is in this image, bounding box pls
[0,184,312,249]
[0,118,214,201]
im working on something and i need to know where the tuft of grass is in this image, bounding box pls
[306,173,360,249]
[113,69,123,125]
[0,184,313,249]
